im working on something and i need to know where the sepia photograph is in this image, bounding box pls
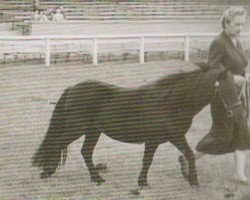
[1,0,250,199]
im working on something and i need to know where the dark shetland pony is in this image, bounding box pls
[32,62,244,188]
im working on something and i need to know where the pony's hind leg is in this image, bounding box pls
[81,132,105,185]
[171,137,199,186]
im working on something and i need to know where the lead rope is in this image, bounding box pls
[236,78,249,119]
[215,83,234,118]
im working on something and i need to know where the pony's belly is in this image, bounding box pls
[97,118,155,143]
[95,118,169,143]
[96,114,190,144]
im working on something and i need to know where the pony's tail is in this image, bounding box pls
[32,140,68,179]
[32,88,71,179]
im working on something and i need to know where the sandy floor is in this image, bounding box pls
[1,60,250,199]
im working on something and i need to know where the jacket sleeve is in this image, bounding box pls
[207,39,225,70]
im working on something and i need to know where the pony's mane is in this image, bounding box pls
[146,62,215,107]
[154,62,207,87]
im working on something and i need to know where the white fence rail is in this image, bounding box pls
[0,33,250,66]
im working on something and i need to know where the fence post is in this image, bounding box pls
[93,38,98,65]
[45,38,50,66]
[184,36,190,62]
[140,36,145,64]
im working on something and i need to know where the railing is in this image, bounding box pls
[0,32,250,66]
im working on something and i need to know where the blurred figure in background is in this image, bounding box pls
[52,6,66,21]
[31,9,39,21]
[38,10,48,21]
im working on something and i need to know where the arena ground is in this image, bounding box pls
[1,60,250,199]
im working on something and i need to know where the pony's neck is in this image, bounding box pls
[192,69,218,113]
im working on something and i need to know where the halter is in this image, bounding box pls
[214,81,243,118]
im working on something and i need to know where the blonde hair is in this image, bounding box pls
[221,6,247,29]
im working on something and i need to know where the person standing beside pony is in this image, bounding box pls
[179,6,250,184]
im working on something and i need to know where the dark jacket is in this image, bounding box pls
[208,31,248,76]
[196,31,250,154]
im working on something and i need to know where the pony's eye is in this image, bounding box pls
[215,81,220,87]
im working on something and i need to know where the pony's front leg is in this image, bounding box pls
[81,132,105,185]
[171,137,199,186]
[138,142,159,189]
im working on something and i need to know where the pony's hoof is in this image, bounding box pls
[189,178,199,187]
[140,185,150,190]
[129,189,141,196]
[178,155,189,179]
[138,181,150,189]
[91,175,105,185]
[96,180,105,186]
[96,163,108,173]
[40,171,53,179]
[190,184,200,190]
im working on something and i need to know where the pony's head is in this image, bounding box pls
[215,70,246,122]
